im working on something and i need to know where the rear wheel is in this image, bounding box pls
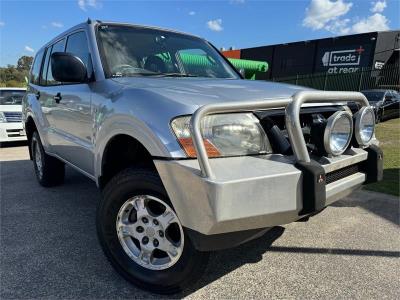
[97,168,209,294]
[31,131,65,187]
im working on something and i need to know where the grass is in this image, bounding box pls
[365,118,400,197]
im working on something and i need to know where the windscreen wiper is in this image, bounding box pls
[158,73,198,77]
[112,71,162,77]
[112,72,198,78]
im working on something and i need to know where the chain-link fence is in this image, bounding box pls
[271,64,400,92]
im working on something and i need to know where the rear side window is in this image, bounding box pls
[29,48,45,85]
[45,38,66,86]
[66,31,93,78]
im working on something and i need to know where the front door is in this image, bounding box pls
[40,31,94,175]
[383,91,400,120]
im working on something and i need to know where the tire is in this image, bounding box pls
[97,168,209,294]
[31,131,65,187]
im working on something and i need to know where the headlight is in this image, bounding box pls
[323,111,353,156]
[171,113,271,157]
[0,112,7,123]
[354,106,375,147]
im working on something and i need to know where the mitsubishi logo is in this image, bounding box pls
[318,174,325,183]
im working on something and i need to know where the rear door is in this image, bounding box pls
[38,38,66,149]
[384,91,400,119]
[26,48,47,138]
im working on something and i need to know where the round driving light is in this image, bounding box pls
[355,106,375,147]
[324,111,353,156]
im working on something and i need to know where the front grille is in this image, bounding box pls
[257,106,346,156]
[326,164,360,184]
[6,129,25,137]
[4,112,22,123]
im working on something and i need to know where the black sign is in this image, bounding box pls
[315,44,372,74]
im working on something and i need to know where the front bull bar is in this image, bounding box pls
[189,90,369,179]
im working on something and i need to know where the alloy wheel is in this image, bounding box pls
[116,195,184,270]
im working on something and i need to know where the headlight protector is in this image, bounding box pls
[354,106,375,147]
[323,111,353,156]
[171,113,271,158]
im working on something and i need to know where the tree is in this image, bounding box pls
[0,55,33,87]
[16,55,33,71]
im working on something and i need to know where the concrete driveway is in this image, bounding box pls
[1,145,399,299]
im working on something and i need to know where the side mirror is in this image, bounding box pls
[51,52,87,83]
[384,95,393,102]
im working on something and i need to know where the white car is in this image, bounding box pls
[0,88,27,143]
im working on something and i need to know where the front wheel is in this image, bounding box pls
[97,168,209,294]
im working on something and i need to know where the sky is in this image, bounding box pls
[0,0,399,66]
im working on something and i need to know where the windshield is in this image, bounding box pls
[0,90,25,105]
[361,91,385,103]
[96,24,239,79]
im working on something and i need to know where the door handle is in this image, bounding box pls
[35,91,40,100]
[54,93,62,104]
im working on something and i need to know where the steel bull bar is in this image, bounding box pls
[189,90,373,215]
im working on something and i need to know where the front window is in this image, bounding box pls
[96,24,239,79]
[361,91,385,104]
[0,90,25,105]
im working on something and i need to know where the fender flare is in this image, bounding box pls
[94,117,172,180]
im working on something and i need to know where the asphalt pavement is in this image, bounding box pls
[1,145,399,299]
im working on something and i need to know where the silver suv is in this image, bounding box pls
[23,20,382,294]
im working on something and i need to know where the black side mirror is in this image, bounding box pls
[51,52,87,83]
[384,95,393,102]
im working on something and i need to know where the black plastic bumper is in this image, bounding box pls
[360,144,383,184]
[295,160,327,215]
[298,145,383,216]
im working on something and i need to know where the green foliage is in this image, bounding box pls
[17,56,34,71]
[365,118,400,196]
[0,55,33,87]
